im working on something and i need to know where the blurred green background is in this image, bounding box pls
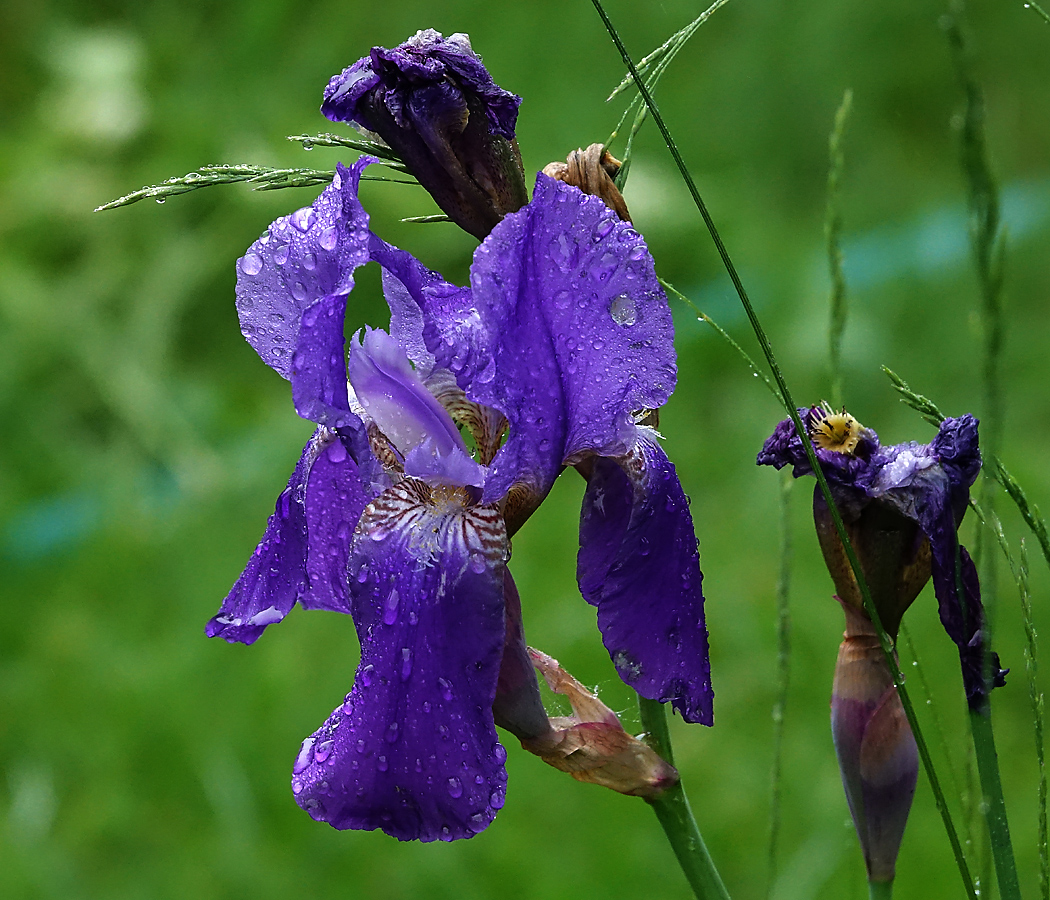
[2,0,1049,897]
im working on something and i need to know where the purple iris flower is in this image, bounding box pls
[757,407,1006,709]
[209,156,712,841]
[322,29,528,239]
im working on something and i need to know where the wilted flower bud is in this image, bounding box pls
[518,648,678,798]
[832,602,918,884]
[542,143,631,222]
[322,29,529,239]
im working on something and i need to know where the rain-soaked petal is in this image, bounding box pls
[236,159,371,396]
[370,174,676,505]
[291,478,509,841]
[577,433,713,724]
[301,430,373,613]
[205,433,318,644]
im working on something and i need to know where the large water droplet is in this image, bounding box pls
[302,252,317,271]
[447,776,463,798]
[400,647,413,681]
[489,789,505,809]
[239,252,263,276]
[314,740,334,763]
[273,243,290,266]
[385,722,400,743]
[376,755,388,772]
[593,218,615,241]
[292,207,316,232]
[291,282,308,302]
[610,293,638,326]
[292,738,316,774]
[468,551,487,574]
[319,225,339,251]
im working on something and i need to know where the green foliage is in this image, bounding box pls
[3,1,1050,898]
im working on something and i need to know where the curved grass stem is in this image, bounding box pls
[589,2,977,895]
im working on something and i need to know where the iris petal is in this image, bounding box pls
[578,433,713,724]
[236,159,371,400]
[292,478,509,840]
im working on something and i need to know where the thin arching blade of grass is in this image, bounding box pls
[886,358,1019,898]
[286,133,408,170]
[1026,0,1050,25]
[589,2,977,894]
[899,625,975,850]
[826,89,853,410]
[606,0,735,190]
[884,366,1050,580]
[659,279,780,402]
[94,164,418,212]
[607,0,734,101]
[1019,541,1050,900]
[970,506,1049,897]
[766,472,792,900]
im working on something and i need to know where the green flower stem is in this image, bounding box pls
[970,706,1022,900]
[589,2,976,895]
[639,696,731,900]
[868,879,894,900]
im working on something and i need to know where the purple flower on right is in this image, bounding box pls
[757,405,1006,708]
[759,405,1006,884]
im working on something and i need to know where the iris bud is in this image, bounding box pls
[323,30,528,239]
[831,602,918,885]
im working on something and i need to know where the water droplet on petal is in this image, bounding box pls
[293,738,316,774]
[274,243,290,266]
[489,790,505,809]
[314,740,334,763]
[377,755,388,772]
[400,647,413,681]
[292,208,316,232]
[319,225,339,251]
[447,776,463,798]
[359,664,375,687]
[239,252,263,276]
[385,722,400,743]
[610,293,638,326]
[438,677,454,702]
[383,589,400,625]
[468,551,487,574]
[468,813,488,833]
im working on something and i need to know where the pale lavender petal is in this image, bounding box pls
[577,433,713,724]
[236,159,371,386]
[292,479,509,841]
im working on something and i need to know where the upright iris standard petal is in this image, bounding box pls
[322,30,527,239]
[291,478,509,841]
[372,174,676,504]
[578,433,713,724]
[236,160,372,425]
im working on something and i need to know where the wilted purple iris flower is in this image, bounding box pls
[757,406,1006,708]
[322,29,528,239]
[209,156,712,841]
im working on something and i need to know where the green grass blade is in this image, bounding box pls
[826,89,853,409]
[766,472,793,898]
[1025,0,1050,25]
[589,2,977,894]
